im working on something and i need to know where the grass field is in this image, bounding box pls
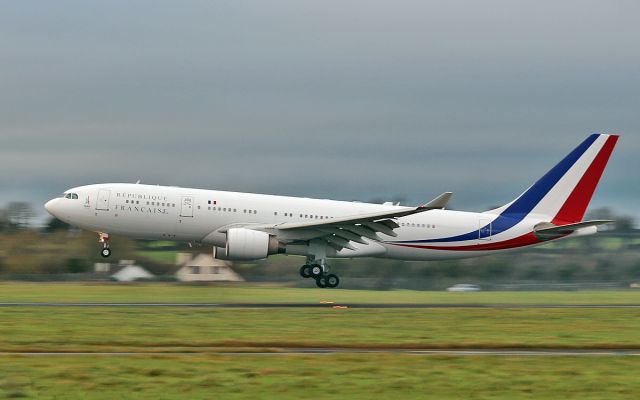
[2,282,640,304]
[2,355,640,400]
[2,283,640,399]
[1,307,640,352]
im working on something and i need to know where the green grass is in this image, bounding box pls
[1,307,640,352]
[1,282,640,304]
[2,284,640,398]
[1,354,639,399]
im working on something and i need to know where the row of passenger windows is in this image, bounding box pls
[401,222,436,228]
[275,212,333,220]
[119,198,433,228]
[199,205,258,214]
[125,199,176,207]
[201,206,432,227]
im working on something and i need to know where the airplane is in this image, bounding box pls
[45,133,618,288]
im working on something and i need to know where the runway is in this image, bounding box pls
[1,348,640,356]
[1,302,640,308]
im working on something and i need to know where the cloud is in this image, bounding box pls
[0,0,637,219]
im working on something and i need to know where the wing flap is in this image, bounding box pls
[318,227,369,245]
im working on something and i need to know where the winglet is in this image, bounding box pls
[419,192,453,210]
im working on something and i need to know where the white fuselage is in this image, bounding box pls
[45,183,563,261]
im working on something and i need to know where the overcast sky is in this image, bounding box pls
[1,1,638,221]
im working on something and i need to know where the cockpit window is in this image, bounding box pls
[64,193,79,199]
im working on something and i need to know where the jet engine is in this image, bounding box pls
[214,228,282,261]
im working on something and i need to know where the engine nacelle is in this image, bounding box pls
[213,228,282,261]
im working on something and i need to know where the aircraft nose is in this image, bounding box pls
[44,199,58,216]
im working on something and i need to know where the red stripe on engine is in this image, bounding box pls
[552,135,619,225]
[392,232,542,251]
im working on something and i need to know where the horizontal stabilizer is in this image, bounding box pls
[534,220,612,240]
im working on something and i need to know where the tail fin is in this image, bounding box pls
[487,133,618,224]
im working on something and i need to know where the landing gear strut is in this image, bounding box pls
[99,233,111,258]
[299,256,340,288]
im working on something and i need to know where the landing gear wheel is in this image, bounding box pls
[299,265,312,278]
[100,247,112,258]
[325,274,340,288]
[315,276,328,288]
[310,264,323,278]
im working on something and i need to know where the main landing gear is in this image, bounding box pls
[299,261,340,289]
[99,233,111,258]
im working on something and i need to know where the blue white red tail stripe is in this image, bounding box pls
[390,133,618,251]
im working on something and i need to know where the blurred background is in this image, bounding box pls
[0,0,638,289]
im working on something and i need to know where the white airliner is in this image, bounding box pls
[45,133,618,288]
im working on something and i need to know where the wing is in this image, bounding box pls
[221,192,452,251]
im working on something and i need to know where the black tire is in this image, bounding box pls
[299,265,312,278]
[310,264,323,277]
[326,274,340,288]
[101,248,111,258]
[315,276,327,288]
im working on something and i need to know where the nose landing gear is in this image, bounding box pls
[99,233,111,258]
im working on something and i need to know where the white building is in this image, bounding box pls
[174,253,244,282]
[95,260,155,282]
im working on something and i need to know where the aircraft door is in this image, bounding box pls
[180,196,194,217]
[478,218,492,241]
[96,189,110,211]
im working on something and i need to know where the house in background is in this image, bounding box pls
[174,253,244,282]
[94,260,155,282]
